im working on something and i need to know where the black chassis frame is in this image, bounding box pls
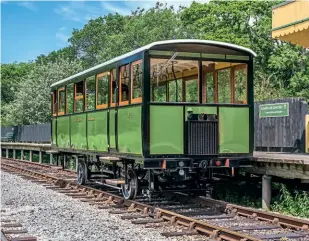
[51,43,255,170]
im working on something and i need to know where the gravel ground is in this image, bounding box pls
[1,171,195,241]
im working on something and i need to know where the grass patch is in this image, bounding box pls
[271,184,309,218]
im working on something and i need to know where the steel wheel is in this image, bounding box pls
[77,162,86,185]
[121,169,138,200]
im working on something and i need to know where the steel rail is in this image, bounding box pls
[197,197,309,231]
[0,161,261,241]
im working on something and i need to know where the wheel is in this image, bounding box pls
[77,161,87,185]
[121,169,138,200]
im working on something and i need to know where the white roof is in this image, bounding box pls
[51,39,256,88]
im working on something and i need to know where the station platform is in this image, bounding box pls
[250,151,309,182]
[253,151,309,165]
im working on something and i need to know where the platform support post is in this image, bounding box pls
[63,155,67,169]
[13,149,16,159]
[0,149,2,159]
[76,157,79,172]
[6,149,9,158]
[50,154,53,165]
[39,151,42,163]
[262,175,272,210]
[29,150,33,162]
[21,150,24,160]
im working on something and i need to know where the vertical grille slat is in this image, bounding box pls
[187,121,218,155]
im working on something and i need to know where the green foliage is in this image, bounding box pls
[2,58,83,125]
[272,185,309,218]
[1,1,309,126]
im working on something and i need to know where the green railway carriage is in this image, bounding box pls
[51,39,256,199]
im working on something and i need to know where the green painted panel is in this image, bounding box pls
[150,105,183,154]
[52,119,56,145]
[118,105,142,154]
[57,116,70,148]
[109,109,116,149]
[219,107,249,153]
[87,111,108,152]
[185,106,217,120]
[71,113,87,150]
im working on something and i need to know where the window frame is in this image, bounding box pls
[74,80,85,113]
[66,83,74,114]
[96,72,109,109]
[52,90,57,116]
[233,64,248,104]
[110,69,116,107]
[119,64,130,106]
[130,59,143,104]
[57,87,66,115]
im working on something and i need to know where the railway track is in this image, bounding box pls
[1,158,309,241]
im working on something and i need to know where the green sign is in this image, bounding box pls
[259,103,289,118]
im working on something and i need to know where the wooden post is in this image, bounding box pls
[29,150,33,162]
[6,149,9,158]
[13,149,16,159]
[21,150,24,160]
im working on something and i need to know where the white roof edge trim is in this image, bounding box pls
[51,39,257,88]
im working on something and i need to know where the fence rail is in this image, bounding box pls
[1,124,51,143]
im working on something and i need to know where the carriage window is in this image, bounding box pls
[168,79,183,102]
[58,87,66,115]
[74,81,84,112]
[52,90,57,116]
[67,83,74,114]
[205,73,214,103]
[86,76,96,110]
[131,60,142,103]
[185,78,198,102]
[150,58,199,102]
[119,64,130,105]
[97,72,109,109]
[152,84,167,102]
[234,66,247,104]
[110,69,116,107]
[217,68,231,103]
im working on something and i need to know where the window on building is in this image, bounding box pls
[74,81,84,112]
[131,60,142,103]
[150,58,199,103]
[86,76,96,111]
[67,83,74,114]
[110,69,116,107]
[58,87,66,115]
[119,64,130,105]
[97,72,109,109]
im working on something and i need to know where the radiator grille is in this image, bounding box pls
[187,121,218,155]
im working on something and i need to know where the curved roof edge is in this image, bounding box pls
[51,39,257,88]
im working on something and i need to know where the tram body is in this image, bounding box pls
[51,40,256,199]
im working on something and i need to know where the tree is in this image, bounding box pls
[1,62,34,104]
[69,14,128,68]
[2,58,83,125]
[35,46,77,65]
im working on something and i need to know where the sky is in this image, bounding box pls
[1,0,193,64]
